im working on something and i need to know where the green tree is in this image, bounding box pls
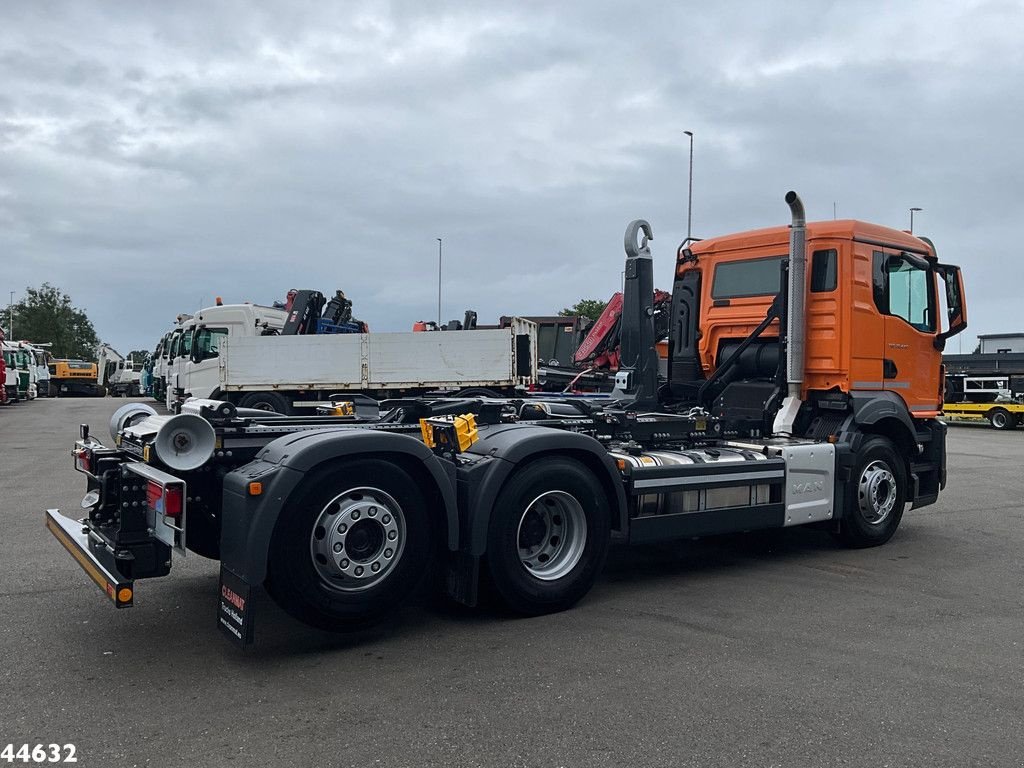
[559,298,608,322]
[128,349,150,364]
[9,283,99,360]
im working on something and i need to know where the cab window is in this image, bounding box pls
[872,251,935,332]
[711,256,784,299]
[810,249,837,292]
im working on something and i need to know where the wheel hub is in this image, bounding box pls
[516,490,587,581]
[310,487,405,592]
[857,460,897,525]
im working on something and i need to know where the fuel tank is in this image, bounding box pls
[609,446,772,516]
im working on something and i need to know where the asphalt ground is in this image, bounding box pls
[1,397,1022,768]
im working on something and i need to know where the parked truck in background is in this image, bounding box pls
[166,302,284,410]
[26,344,52,397]
[0,329,9,404]
[942,373,1024,429]
[151,316,191,404]
[167,302,537,414]
[3,342,33,400]
[46,191,967,647]
[97,344,144,397]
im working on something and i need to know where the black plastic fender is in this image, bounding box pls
[458,423,628,558]
[848,390,918,439]
[219,429,458,585]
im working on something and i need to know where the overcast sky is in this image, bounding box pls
[2,0,1021,354]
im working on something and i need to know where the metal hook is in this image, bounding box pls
[624,219,654,258]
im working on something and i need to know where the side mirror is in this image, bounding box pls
[933,263,967,350]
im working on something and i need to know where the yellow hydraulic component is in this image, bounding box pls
[330,401,355,417]
[419,414,479,454]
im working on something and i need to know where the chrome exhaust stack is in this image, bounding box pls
[772,190,807,436]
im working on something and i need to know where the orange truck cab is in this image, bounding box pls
[658,194,966,514]
[674,218,966,419]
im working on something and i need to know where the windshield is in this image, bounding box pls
[194,327,229,359]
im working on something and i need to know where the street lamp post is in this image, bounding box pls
[8,291,13,338]
[909,207,922,234]
[684,130,694,243]
[436,238,443,326]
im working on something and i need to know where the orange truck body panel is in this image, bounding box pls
[682,220,943,418]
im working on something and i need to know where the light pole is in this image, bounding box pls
[684,130,694,243]
[436,238,443,326]
[8,291,13,338]
[909,207,922,234]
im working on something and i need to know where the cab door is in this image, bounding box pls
[872,249,942,414]
[189,325,230,399]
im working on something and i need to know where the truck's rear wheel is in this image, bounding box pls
[837,436,906,548]
[239,391,292,415]
[266,459,433,631]
[988,408,1016,430]
[486,458,610,615]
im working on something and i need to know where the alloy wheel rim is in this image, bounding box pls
[309,487,405,592]
[516,490,587,581]
[857,460,897,525]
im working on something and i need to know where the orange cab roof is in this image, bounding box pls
[690,219,934,258]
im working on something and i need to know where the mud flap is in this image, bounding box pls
[218,565,255,647]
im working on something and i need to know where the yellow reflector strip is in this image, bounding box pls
[46,515,116,602]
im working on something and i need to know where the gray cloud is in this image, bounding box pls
[1,0,1020,353]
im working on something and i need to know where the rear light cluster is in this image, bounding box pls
[73,447,92,474]
[146,480,183,517]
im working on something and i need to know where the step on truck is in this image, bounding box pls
[46,191,968,647]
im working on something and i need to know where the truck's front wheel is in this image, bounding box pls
[486,458,611,615]
[266,459,433,631]
[837,436,907,548]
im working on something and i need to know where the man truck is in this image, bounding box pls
[45,191,967,647]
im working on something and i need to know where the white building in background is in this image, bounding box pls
[978,333,1024,354]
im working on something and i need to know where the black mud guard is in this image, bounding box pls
[848,390,918,440]
[219,429,459,587]
[458,423,628,558]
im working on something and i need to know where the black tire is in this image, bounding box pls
[486,458,611,615]
[988,408,1016,430]
[837,436,907,548]
[238,391,292,415]
[266,458,434,631]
